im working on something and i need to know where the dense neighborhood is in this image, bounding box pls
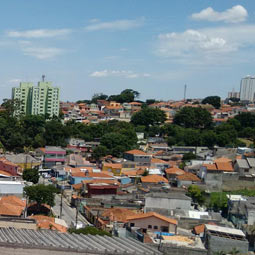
[0,78,255,254]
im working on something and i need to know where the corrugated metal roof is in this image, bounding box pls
[247,158,255,168]
[236,159,249,169]
[0,228,161,254]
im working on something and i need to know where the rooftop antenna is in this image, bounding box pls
[184,84,187,101]
[42,75,45,82]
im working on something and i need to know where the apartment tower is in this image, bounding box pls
[12,76,60,117]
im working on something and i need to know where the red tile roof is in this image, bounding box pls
[177,172,201,182]
[165,167,186,175]
[127,212,177,225]
[141,175,168,183]
[125,149,149,156]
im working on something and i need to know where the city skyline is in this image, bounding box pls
[0,1,255,102]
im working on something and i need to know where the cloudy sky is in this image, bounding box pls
[0,0,255,101]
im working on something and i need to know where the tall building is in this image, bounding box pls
[12,77,60,116]
[240,76,255,102]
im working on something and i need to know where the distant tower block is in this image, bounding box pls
[42,75,45,82]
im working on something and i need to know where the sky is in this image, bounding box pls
[0,0,255,102]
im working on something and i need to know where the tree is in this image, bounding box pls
[187,185,205,205]
[22,168,39,184]
[131,107,166,127]
[208,192,228,214]
[235,112,255,128]
[182,152,197,161]
[92,145,108,161]
[202,96,221,109]
[68,226,111,236]
[173,107,212,129]
[108,89,140,103]
[24,184,58,207]
[201,130,217,147]
[91,93,108,103]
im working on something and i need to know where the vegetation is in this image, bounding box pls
[187,185,205,205]
[68,226,111,236]
[24,184,58,207]
[22,168,39,184]
[202,96,221,109]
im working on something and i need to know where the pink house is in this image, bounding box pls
[127,212,177,234]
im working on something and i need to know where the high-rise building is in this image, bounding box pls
[12,77,60,117]
[240,76,255,102]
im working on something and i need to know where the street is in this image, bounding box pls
[53,193,90,227]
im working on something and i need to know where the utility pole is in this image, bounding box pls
[75,199,80,228]
[60,188,63,219]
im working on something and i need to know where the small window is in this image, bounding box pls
[148,225,152,229]
[153,226,158,230]
[130,223,135,227]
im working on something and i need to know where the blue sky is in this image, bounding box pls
[0,0,255,101]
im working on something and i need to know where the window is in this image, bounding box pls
[130,223,135,227]
[161,226,169,232]
[153,226,158,230]
[148,225,152,229]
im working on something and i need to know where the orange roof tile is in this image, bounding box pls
[0,195,26,208]
[125,149,149,156]
[103,163,122,169]
[193,222,216,235]
[177,172,201,182]
[127,212,177,225]
[89,172,113,178]
[0,203,24,216]
[102,208,138,223]
[165,167,186,175]
[203,164,217,170]
[214,157,232,163]
[151,158,168,164]
[141,175,168,183]
[82,179,119,185]
[0,170,13,177]
[215,162,233,172]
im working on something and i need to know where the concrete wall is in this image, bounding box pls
[0,183,24,195]
[206,234,249,255]
[158,244,207,255]
[247,209,255,225]
[145,197,191,212]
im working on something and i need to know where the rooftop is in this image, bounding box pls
[125,149,149,156]
[0,228,161,254]
[146,192,191,201]
[127,212,177,225]
[141,175,168,183]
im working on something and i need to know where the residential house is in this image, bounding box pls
[87,183,118,198]
[234,158,255,176]
[102,162,122,176]
[36,146,66,168]
[144,192,191,216]
[126,212,177,234]
[199,161,234,188]
[0,181,25,195]
[150,158,170,170]
[176,172,201,187]
[4,154,40,171]
[124,149,151,166]
[141,175,168,187]
[0,157,20,176]
[165,167,186,181]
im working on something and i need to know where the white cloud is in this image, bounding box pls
[156,24,255,63]
[90,70,150,79]
[8,78,21,83]
[85,18,144,31]
[22,47,64,59]
[191,5,248,23]
[7,29,71,38]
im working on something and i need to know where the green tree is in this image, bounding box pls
[108,89,140,103]
[22,168,39,184]
[24,184,58,207]
[92,145,108,161]
[182,152,197,161]
[91,93,108,103]
[68,226,111,236]
[208,192,228,214]
[187,185,205,205]
[201,130,217,147]
[235,112,255,128]
[201,96,221,109]
[131,107,166,127]
[173,107,212,129]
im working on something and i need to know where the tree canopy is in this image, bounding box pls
[173,107,213,129]
[24,184,58,207]
[131,107,166,127]
[108,89,140,103]
[22,168,39,184]
[202,96,221,109]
